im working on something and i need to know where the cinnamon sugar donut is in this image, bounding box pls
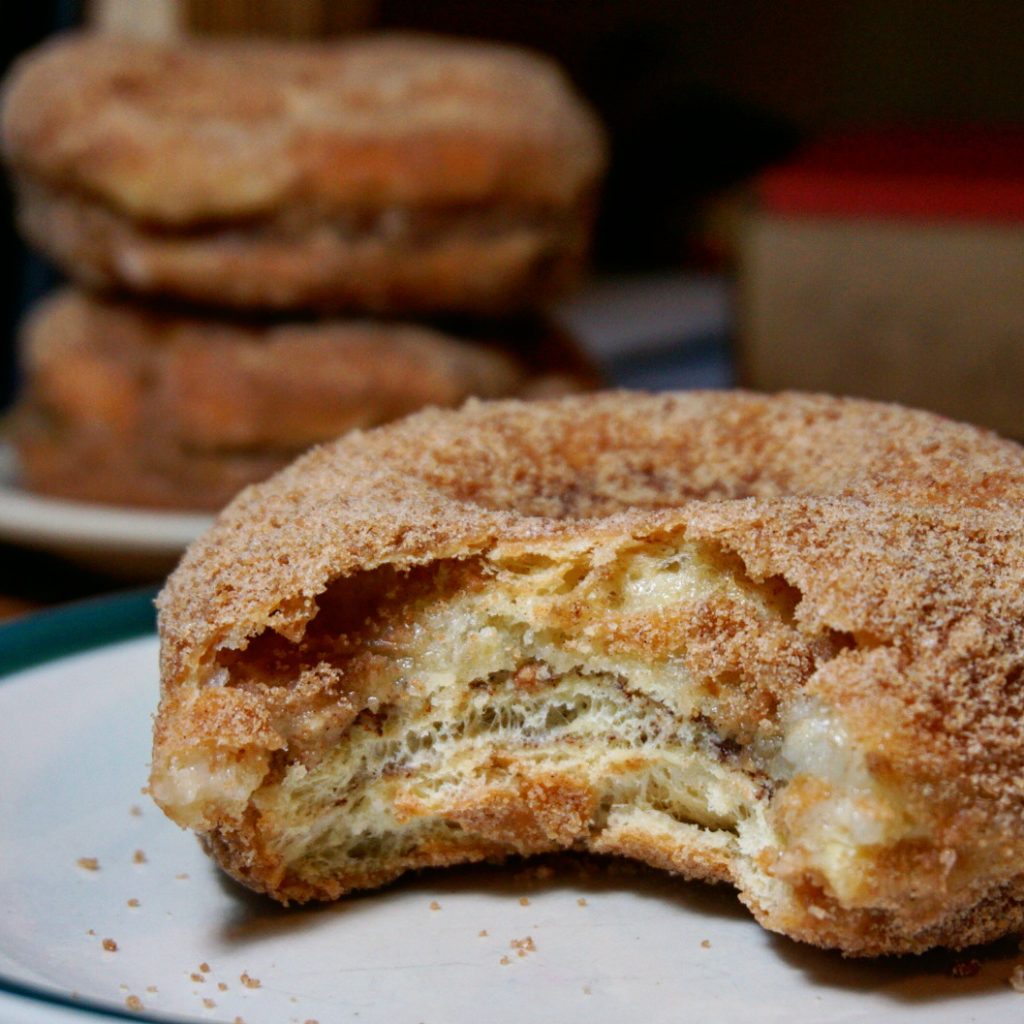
[151,391,1024,954]
[9,289,592,511]
[2,33,605,314]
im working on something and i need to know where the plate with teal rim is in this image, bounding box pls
[2,592,1024,1024]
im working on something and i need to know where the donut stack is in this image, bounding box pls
[0,32,606,510]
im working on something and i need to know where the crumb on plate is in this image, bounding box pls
[510,936,536,958]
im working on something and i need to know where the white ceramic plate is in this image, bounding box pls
[0,445,212,577]
[1,596,1023,1024]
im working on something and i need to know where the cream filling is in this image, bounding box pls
[775,701,920,903]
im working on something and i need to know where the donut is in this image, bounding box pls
[150,391,1024,954]
[1,33,606,315]
[10,288,591,511]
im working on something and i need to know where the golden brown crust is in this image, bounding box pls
[10,289,588,510]
[153,391,1024,952]
[2,33,606,313]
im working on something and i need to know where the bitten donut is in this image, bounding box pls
[9,288,571,511]
[151,391,1024,955]
[1,33,606,314]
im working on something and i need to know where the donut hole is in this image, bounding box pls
[420,458,761,521]
[399,400,805,521]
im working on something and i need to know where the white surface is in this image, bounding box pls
[0,445,211,575]
[1,635,1022,1023]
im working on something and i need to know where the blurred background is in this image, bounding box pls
[1,0,1023,612]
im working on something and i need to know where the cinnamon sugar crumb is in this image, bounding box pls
[701,939,711,949]
[127,898,140,908]
[77,857,99,871]
[518,897,530,906]
[510,936,536,958]
[146,986,157,993]
[478,929,488,937]
[203,998,216,1009]
[499,956,511,966]
[125,995,143,1011]
[240,972,261,989]
[132,850,147,864]
[130,805,142,817]
[429,900,441,911]
[199,962,211,973]
[190,972,205,983]
[577,897,588,907]
[218,982,228,991]
[102,938,118,952]
[175,872,189,880]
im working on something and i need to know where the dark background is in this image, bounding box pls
[4,0,1024,404]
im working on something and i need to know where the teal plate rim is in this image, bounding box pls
[0,588,158,678]
[0,589,209,1023]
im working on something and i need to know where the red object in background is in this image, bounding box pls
[758,127,1024,223]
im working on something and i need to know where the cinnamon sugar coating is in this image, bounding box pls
[154,391,1024,954]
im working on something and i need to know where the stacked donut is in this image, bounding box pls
[0,32,606,510]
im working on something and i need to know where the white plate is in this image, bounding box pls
[0,445,212,577]
[2,598,1023,1024]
